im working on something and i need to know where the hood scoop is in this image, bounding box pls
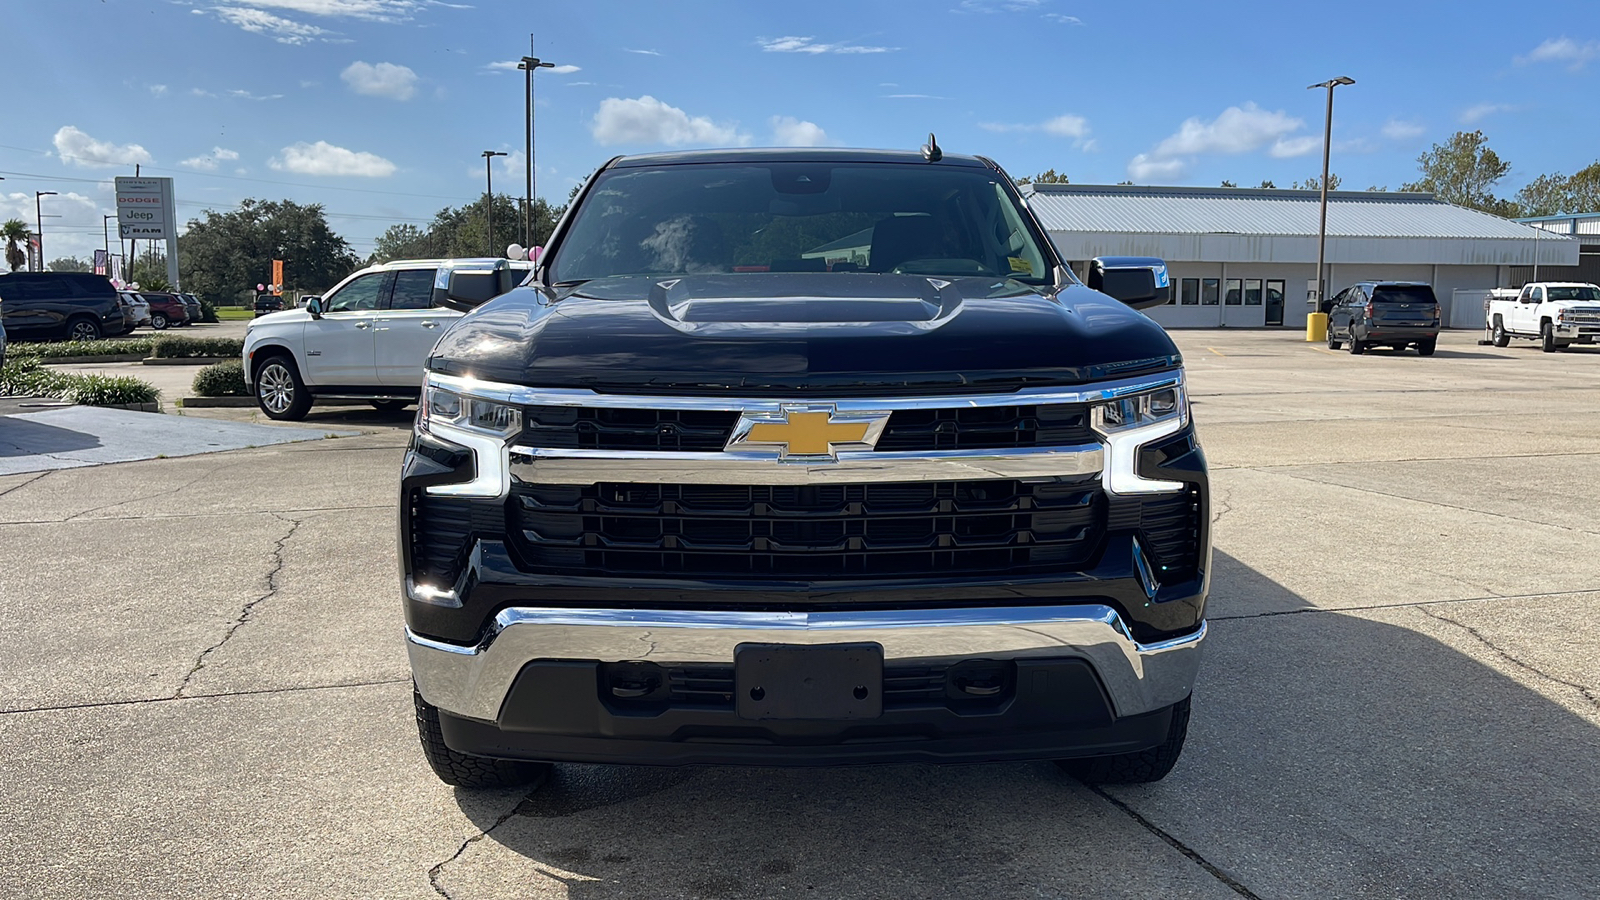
[645,273,964,336]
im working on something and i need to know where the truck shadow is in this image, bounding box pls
[446,551,1600,899]
[0,415,103,459]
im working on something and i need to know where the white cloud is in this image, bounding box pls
[148,84,168,97]
[957,0,1045,11]
[624,48,660,55]
[228,89,285,101]
[1269,135,1320,158]
[1515,36,1600,70]
[1044,13,1084,24]
[341,61,417,99]
[550,64,580,74]
[883,93,951,100]
[770,116,829,147]
[270,140,397,177]
[978,113,1091,147]
[52,126,153,169]
[226,0,437,23]
[591,96,746,147]
[1151,103,1303,157]
[1381,118,1424,140]
[212,7,334,44]
[1460,102,1514,124]
[190,87,215,98]
[483,60,580,75]
[1126,154,1188,182]
[180,147,241,171]
[758,36,897,54]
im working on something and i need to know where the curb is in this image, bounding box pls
[37,354,148,364]
[100,402,163,413]
[178,396,256,408]
[142,357,233,366]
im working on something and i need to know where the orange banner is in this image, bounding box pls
[272,259,284,295]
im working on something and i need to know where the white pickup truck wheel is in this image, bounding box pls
[1491,318,1510,348]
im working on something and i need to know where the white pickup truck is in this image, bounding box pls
[1487,282,1600,352]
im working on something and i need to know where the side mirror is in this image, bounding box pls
[305,296,323,318]
[1088,256,1171,310]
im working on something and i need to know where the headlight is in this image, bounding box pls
[417,377,521,498]
[1090,378,1189,494]
[419,384,522,438]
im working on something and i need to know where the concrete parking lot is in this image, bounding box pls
[1,328,1596,899]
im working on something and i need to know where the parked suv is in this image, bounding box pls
[242,258,531,420]
[139,292,190,330]
[400,148,1209,790]
[0,271,130,341]
[176,292,203,326]
[1326,282,1440,355]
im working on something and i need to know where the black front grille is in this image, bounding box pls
[1135,488,1201,582]
[604,662,1009,710]
[877,405,1093,451]
[515,404,1091,453]
[513,479,1104,579]
[407,490,504,587]
[521,406,738,452]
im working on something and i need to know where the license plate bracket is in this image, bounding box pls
[734,642,884,720]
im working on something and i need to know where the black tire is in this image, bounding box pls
[1492,318,1510,347]
[1417,338,1437,357]
[1057,696,1191,784]
[370,399,411,412]
[1541,321,1557,352]
[151,313,169,330]
[66,316,101,341]
[1347,335,1365,355]
[254,353,313,421]
[1326,327,1341,350]
[414,688,552,789]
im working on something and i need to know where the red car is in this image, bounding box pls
[138,292,190,330]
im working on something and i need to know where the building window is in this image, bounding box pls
[1201,278,1219,305]
[1225,278,1242,306]
[1244,278,1262,306]
[1180,278,1199,305]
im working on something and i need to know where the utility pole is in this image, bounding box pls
[518,48,556,249]
[35,191,58,269]
[482,150,508,257]
[1307,77,1354,311]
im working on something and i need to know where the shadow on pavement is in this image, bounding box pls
[446,551,1599,899]
[0,416,102,458]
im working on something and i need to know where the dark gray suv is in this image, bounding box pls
[1325,282,1440,356]
[0,271,131,341]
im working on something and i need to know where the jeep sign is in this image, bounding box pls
[115,177,177,240]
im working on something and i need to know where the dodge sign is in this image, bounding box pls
[115,177,176,240]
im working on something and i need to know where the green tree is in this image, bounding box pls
[178,199,360,304]
[1255,180,1275,189]
[1291,173,1341,191]
[1015,168,1069,186]
[1220,180,1238,188]
[369,194,564,264]
[1515,162,1600,217]
[48,256,92,272]
[1401,130,1516,215]
[130,251,171,291]
[2,219,29,272]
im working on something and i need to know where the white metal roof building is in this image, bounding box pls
[1025,184,1580,329]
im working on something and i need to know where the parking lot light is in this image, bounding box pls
[481,150,509,257]
[1307,77,1354,315]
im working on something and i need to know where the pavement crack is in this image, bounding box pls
[428,790,538,899]
[0,470,51,499]
[1209,485,1235,526]
[1086,783,1262,899]
[173,513,303,699]
[1254,469,1600,537]
[1416,605,1600,712]
[1210,587,1600,623]
[64,460,247,522]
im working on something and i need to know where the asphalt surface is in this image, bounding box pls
[1,329,1596,899]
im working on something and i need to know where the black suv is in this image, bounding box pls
[1325,282,1440,355]
[0,271,131,341]
[254,292,286,317]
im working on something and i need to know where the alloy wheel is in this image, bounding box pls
[258,363,296,414]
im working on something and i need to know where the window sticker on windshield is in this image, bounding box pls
[1008,257,1033,274]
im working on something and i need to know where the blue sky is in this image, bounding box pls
[3,0,1597,266]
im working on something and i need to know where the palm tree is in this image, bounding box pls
[2,219,29,272]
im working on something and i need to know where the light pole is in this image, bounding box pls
[481,150,508,257]
[517,54,556,248]
[1308,77,1354,311]
[103,214,114,274]
[35,191,58,269]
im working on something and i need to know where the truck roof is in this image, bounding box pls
[610,147,991,169]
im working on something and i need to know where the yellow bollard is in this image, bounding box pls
[1305,312,1328,342]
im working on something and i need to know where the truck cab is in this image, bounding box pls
[1487,281,1600,352]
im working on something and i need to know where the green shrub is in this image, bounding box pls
[0,356,160,407]
[149,335,244,358]
[7,337,155,359]
[192,360,249,396]
[198,297,220,324]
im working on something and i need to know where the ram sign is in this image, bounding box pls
[115,177,177,240]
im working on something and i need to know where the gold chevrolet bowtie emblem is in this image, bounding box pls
[728,407,887,460]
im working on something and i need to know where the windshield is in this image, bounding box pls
[548,162,1052,286]
[1547,286,1600,302]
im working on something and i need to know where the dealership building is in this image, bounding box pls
[1024,184,1580,329]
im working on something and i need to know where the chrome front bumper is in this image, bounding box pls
[407,604,1205,724]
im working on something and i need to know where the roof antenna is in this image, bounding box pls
[921,132,942,162]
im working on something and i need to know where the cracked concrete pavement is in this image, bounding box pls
[1,329,1597,898]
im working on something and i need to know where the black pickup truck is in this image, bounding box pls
[400,147,1209,789]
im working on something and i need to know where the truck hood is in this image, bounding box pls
[427,273,1181,394]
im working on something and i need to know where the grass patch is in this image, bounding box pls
[215,307,255,321]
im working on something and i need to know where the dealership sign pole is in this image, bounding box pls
[115,176,180,290]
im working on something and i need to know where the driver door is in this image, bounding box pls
[1511,285,1542,334]
[302,271,387,385]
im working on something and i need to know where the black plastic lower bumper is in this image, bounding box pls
[437,657,1184,767]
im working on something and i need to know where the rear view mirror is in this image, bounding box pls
[434,267,527,312]
[304,296,323,318]
[1089,257,1172,310]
